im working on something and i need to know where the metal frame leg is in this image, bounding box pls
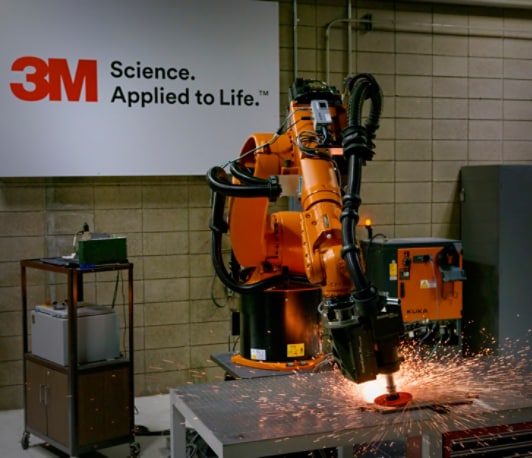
[170,390,187,458]
[337,445,352,457]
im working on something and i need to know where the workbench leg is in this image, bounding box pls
[425,431,442,458]
[337,445,352,457]
[170,391,187,458]
[408,432,441,458]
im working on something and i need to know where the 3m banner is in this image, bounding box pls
[0,0,279,176]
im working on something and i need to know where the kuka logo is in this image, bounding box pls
[10,56,98,102]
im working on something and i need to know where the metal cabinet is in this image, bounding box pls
[460,165,532,354]
[20,259,138,457]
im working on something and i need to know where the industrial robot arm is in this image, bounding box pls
[207,74,404,392]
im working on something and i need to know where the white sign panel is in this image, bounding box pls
[0,0,279,176]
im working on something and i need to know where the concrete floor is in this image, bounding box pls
[0,394,170,458]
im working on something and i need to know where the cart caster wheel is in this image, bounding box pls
[21,431,30,450]
[129,442,141,457]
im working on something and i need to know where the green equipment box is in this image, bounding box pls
[78,237,127,266]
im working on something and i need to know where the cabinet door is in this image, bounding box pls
[78,371,105,445]
[25,360,69,447]
[25,360,47,435]
[104,367,131,441]
[45,367,69,446]
[78,367,131,446]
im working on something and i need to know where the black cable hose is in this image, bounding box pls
[342,73,382,163]
[341,155,373,297]
[208,165,309,294]
[341,74,382,301]
[210,229,308,294]
[207,183,293,294]
[206,166,282,200]
[229,161,270,186]
[346,73,382,131]
[210,230,285,294]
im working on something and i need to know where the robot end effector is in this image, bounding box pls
[322,293,404,387]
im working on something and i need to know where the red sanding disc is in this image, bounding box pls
[374,391,413,407]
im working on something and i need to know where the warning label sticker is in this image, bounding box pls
[389,261,398,281]
[420,279,437,289]
[287,343,305,358]
[250,348,266,361]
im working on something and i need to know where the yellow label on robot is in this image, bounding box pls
[420,279,436,289]
[287,343,305,358]
[389,261,397,280]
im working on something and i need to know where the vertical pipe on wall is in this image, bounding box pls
[325,16,532,83]
[347,0,353,77]
[326,18,360,83]
[293,0,298,80]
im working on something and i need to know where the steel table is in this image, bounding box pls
[170,369,532,457]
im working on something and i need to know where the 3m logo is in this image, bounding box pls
[10,57,98,102]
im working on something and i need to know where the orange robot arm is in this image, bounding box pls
[226,97,353,298]
[207,75,404,389]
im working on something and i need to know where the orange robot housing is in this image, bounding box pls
[216,85,353,369]
[207,76,404,386]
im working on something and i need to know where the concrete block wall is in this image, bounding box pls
[1,0,532,409]
[279,0,532,238]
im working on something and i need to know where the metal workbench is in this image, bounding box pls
[170,368,532,458]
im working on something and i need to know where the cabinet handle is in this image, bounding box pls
[39,384,48,405]
[39,384,45,404]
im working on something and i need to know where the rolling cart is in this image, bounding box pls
[20,259,139,457]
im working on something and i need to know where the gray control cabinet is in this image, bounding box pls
[460,165,532,354]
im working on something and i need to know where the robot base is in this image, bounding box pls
[231,352,327,372]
